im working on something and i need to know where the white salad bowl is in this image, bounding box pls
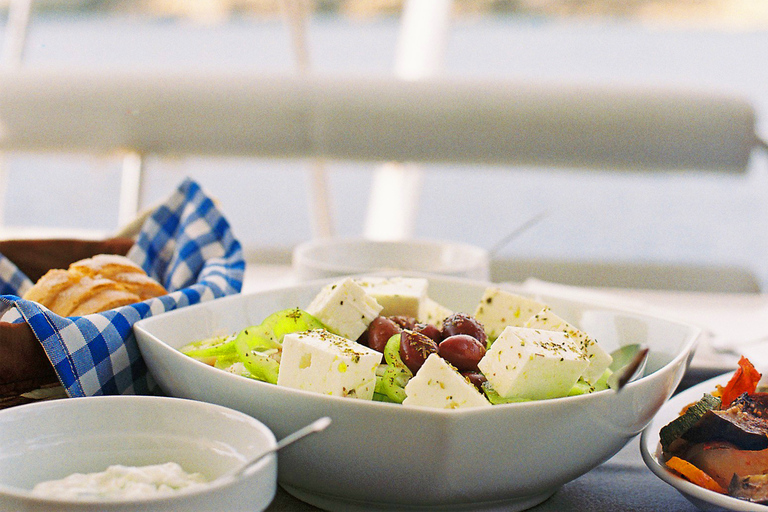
[134,274,702,512]
[0,396,277,512]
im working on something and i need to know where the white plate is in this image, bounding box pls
[135,273,702,511]
[640,373,766,512]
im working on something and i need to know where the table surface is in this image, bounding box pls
[242,264,767,512]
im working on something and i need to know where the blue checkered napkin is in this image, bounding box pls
[0,254,30,297]
[0,178,244,397]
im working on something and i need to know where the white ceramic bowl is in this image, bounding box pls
[292,237,490,281]
[0,396,277,512]
[134,274,702,512]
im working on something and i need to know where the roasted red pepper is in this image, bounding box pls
[717,356,762,408]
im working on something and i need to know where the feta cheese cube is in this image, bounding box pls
[473,287,547,340]
[354,276,428,319]
[524,306,612,385]
[477,326,589,400]
[403,353,491,409]
[420,298,453,325]
[277,329,383,399]
[306,278,383,341]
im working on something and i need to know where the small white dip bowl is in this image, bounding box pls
[292,237,490,281]
[0,396,277,512]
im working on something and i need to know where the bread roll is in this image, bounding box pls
[69,254,167,300]
[22,254,167,316]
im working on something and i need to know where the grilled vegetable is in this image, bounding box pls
[684,441,768,490]
[659,393,721,452]
[729,473,768,503]
[717,356,762,407]
[682,393,768,450]
[666,456,726,494]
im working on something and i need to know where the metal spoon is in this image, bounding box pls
[607,344,649,391]
[220,416,331,482]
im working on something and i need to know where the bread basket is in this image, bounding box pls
[0,179,244,408]
[0,238,135,407]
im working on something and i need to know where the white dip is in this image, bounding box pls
[31,462,208,500]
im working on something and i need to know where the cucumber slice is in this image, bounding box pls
[233,308,325,384]
[383,334,412,376]
[481,382,531,404]
[374,366,410,403]
[180,334,236,359]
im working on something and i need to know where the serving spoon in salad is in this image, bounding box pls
[220,416,331,482]
[607,344,650,391]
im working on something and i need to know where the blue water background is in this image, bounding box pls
[4,14,768,287]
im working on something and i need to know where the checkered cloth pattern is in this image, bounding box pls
[0,178,244,397]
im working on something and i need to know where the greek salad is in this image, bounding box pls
[180,276,615,409]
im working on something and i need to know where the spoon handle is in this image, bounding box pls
[277,416,332,451]
[229,416,332,480]
[610,347,650,391]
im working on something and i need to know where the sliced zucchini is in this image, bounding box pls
[659,393,721,452]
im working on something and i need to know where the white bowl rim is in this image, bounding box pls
[0,395,276,504]
[291,237,489,275]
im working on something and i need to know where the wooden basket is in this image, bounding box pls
[0,237,134,408]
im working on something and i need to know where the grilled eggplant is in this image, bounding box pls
[682,392,768,451]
